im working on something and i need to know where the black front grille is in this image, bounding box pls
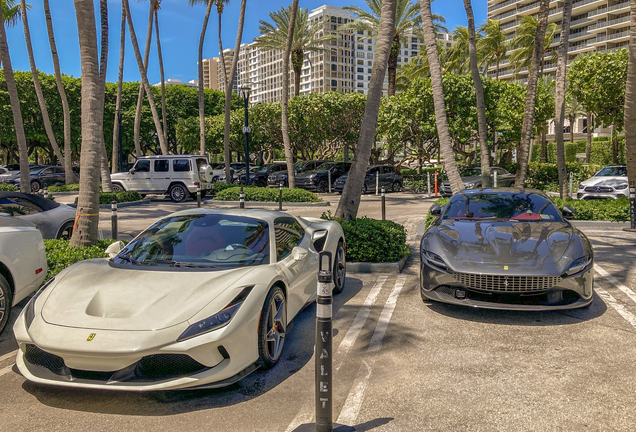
[584,186,613,193]
[135,354,208,380]
[70,369,114,381]
[452,272,561,293]
[25,344,66,373]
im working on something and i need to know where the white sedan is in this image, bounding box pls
[14,209,346,391]
[0,216,47,334]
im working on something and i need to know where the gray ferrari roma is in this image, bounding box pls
[0,192,76,239]
[421,189,593,310]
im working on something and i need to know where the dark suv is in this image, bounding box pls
[267,160,327,187]
[334,165,403,194]
[236,163,287,187]
[295,162,352,193]
[6,165,72,192]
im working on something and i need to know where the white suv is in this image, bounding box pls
[110,155,213,202]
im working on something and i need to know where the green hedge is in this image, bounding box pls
[531,137,625,165]
[44,239,121,282]
[551,197,629,222]
[214,186,321,203]
[0,183,18,191]
[75,191,143,205]
[322,212,410,263]
[48,183,80,192]
[212,182,237,193]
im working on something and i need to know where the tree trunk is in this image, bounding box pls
[223,0,247,183]
[464,0,490,187]
[515,0,550,187]
[123,0,169,155]
[624,0,636,190]
[133,2,154,158]
[112,9,126,173]
[387,37,400,97]
[281,0,300,189]
[586,112,592,163]
[20,0,66,168]
[569,114,574,143]
[540,128,547,163]
[420,0,463,193]
[43,0,77,184]
[198,1,213,156]
[335,0,397,220]
[155,9,168,149]
[611,125,618,163]
[0,7,29,193]
[72,0,104,246]
[98,0,113,193]
[555,0,573,199]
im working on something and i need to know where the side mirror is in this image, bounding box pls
[562,205,575,219]
[292,247,308,262]
[430,204,442,216]
[105,241,124,258]
[129,169,136,174]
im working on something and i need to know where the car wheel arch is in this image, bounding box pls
[56,219,75,239]
[0,262,15,297]
[167,181,188,194]
[112,182,126,192]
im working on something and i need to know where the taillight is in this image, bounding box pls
[35,268,43,275]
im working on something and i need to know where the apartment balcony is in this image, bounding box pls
[487,0,524,15]
[570,17,592,29]
[588,1,630,19]
[588,15,631,32]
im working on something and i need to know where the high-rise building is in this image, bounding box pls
[200,58,219,90]
[217,49,238,93]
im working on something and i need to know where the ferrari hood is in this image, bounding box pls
[432,221,574,272]
[41,260,254,331]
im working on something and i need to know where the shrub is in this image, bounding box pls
[48,183,80,192]
[322,212,410,263]
[424,197,450,231]
[214,186,321,203]
[44,238,121,282]
[531,139,625,165]
[212,182,236,193]
[551,197,629,222]
[75,191,143,205]
[0,183,18,191]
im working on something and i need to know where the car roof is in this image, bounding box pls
[137,155,207,160]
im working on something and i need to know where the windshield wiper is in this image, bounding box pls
[117,254,142,265]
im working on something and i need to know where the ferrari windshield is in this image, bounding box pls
[443,192,563,222]
[595,166,627,177]
[114,214,270,268]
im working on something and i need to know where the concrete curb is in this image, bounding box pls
[209,200,330,207]
[68,199,152,209]
[347,257,408,273]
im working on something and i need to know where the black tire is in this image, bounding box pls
[169,184,187,203]
[0,274,12,335]
[391,181,401,193]
[30,180,41,193]
[56,221,74,240]
[333,240,346,295]
[317,180,328,193]
[256,179,267,188]
[112,183,125,193]
[212,176,219,183]
[362,183,368,194]
[257,286,287,369]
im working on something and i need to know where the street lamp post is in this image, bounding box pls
[240,84,252,186]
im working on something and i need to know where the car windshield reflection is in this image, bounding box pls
[443,192,563,222]
[595,167,627,177]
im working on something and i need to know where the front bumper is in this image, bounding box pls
[295,178,319,191]
[577,190,628,200]
[420,261,593,311]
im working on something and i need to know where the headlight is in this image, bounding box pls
[464,182,478,189]
[177,286,253,342]
[563,255,592,277]
[25,278,55,329]
[578,184,585,190]
[615,184,628,190]
[422,249,448,271]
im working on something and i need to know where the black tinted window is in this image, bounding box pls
[274,217,304,261]
[135,160,150,172]
[173,159,191,172]
[0,197,43,216]
[155,160,169,172]
[443,193,562,222]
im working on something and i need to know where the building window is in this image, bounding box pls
[331,80,337,87]
[356,52,365,58]
[331,64,337,71]
[357,67,364,73]
[357,75,364,80]
[367,53,374,59]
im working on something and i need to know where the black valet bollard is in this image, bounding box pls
[111,200,118,240]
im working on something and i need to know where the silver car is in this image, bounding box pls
[421,188,593,311]
[577,165,628,200]
[0,192,76,239]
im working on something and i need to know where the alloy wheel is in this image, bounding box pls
[170,185,186,202]
[333,241,346,294]
[265,291,286,362]
[30,181,41,193]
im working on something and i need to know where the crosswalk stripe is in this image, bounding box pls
[596,264,636,305]
[595,284,636,330]
[0,350,17,363]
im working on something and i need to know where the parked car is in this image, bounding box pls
[421,188,593,310]
[0,192,76,239]
[0,216,47,334]
[439,167,515,197]
[334,165,403,194]
[110,155,214,202]
[267,160,327,187]
[236,163,287,187]
[208,163,234,183]
[14,209,346,390]
[0,164,45,183]
[295,162,352,193]
[218,166,259,184]
[577,165,628,200]
[5,165,73,192]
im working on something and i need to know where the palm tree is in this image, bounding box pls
[154,1,167,148]
[463,0,490,188]
[565,95,585,143]
[396,55,428,91]
[71,0,104,246]
[623,0,636,193]
[133,0,156,157]
[215,0,230,97]
[98,0,114,192]
[446,26,474,74]
[514,0,550,187]
[223,0,247,183]
[20,0,67,172]
[43,0,77,184]
[111,7,126,173]
[509,16,558,78]
[342,0,421,97]
[335,0,397,220]
[0,0,29,193]
[554,0,572,199]
[253,5,335,97]
[419,0,463,193]
[478,19,507,79]
[280,0,299,188]
[123,0,169,155]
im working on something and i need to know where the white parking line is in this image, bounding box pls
[284,275,389,432]
[596,265,636,305]
[337,275,407,426]
[0,364,13,378]
[0,350,17,363]
[595,284,636,331]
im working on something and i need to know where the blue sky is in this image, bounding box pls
[5,0,487,84]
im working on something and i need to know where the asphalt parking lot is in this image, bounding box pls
[1,193,636,431]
